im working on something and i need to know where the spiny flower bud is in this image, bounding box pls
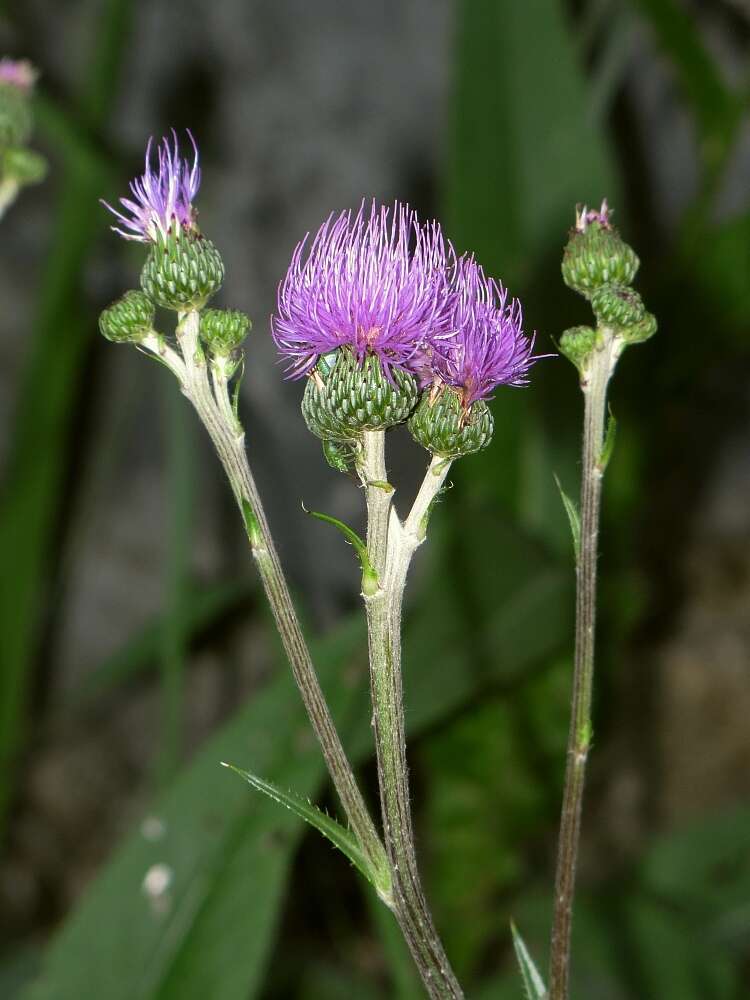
[558,326,598,372]
[0,59,36,148]
[99,290,155,344]
[620,311,657,345]
[590,283,645,328]
[140,228,224,311]
[0,82,32,148]
[562,200,639,296]
[301,347,418,443]
[200,308,251,355]
[408,386,493,459]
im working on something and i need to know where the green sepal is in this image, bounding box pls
[0,84,33,147]
[558,325,598,373]
[301,347,418,443]
[562,221,639,296]
[590,283,645,328]
[222,764,392,898]
[554,474,580,561]
[98,289,155,344]
[2,146,47,187]
[200,307,251,355]
[140,228,224,311]
[303,504,380,596]
[408,387,493,459]
[620,310,657,345]
[597,408,617,473]
[510,922,547,1000]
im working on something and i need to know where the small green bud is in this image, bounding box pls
[301,348,418,444]
[562,221,639,296]
[408,387,493,459]
[0,84,32,148]
[590,283,645,328]
[99,290,155,344]
[199,308,251,354]
[141,229,224,311]
[558,326,598,372]
[620,311,657,345]
[2,146,47,186]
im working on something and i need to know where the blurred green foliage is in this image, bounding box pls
[1,0,749,997]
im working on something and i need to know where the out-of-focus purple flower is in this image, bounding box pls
[433,257,539,408]
[0,58,37,91]
[272,201,456,380]
[102,130,201,243]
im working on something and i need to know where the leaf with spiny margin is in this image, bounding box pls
[554,475,580,561]
[222,765,389,896]
[597,408,617,473]
[511,922,547,1000]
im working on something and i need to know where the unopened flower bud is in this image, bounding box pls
[620,311,657,345]
[590,283,645,328]
[301,347,417,444]
[99,290,155,344]
[0,84,32,148]
[408,386,493,459]
[558,325,598,372]
[562,213,639,296]
[141,229,224,311]
[200,308,251,354]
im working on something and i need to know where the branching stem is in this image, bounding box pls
[360,431,461,999]
[149,310,389,897]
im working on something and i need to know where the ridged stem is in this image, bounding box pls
[360,432,462,999]
[149,311,389,896]
[548,336,619,999]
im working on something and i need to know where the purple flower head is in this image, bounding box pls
[0,58,37,91]
[433,257,539,408]
[272,201,456,380]
[575,198,611,232]
[102,130,201,243]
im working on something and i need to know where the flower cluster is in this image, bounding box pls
[272,200,539,409]
[272,202,455,382]
[102,130,201,243]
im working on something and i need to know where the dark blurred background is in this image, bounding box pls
[0,1,749,997]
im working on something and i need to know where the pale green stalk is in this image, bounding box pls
[142,311,389,896]
[359,430,462,999]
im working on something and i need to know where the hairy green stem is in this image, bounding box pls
[549,336,620,999]
[0,178,19,220]
[149,311,389,894]
[360,431,461,999]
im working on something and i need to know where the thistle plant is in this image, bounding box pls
[0,58,47,219]
[99,134,545,997]
[546,200,657,1000]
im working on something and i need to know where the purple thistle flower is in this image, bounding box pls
[433,257,539,408]
[272,201,456,381]
[0,58,37,91]
[102,130,201,243]
[575,198,611,232]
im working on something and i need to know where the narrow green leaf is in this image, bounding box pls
[554,475,581,561]
[597,408,617,473]
[511,922,547,1000]
[222,765,387,894]
[303,504,379,593]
